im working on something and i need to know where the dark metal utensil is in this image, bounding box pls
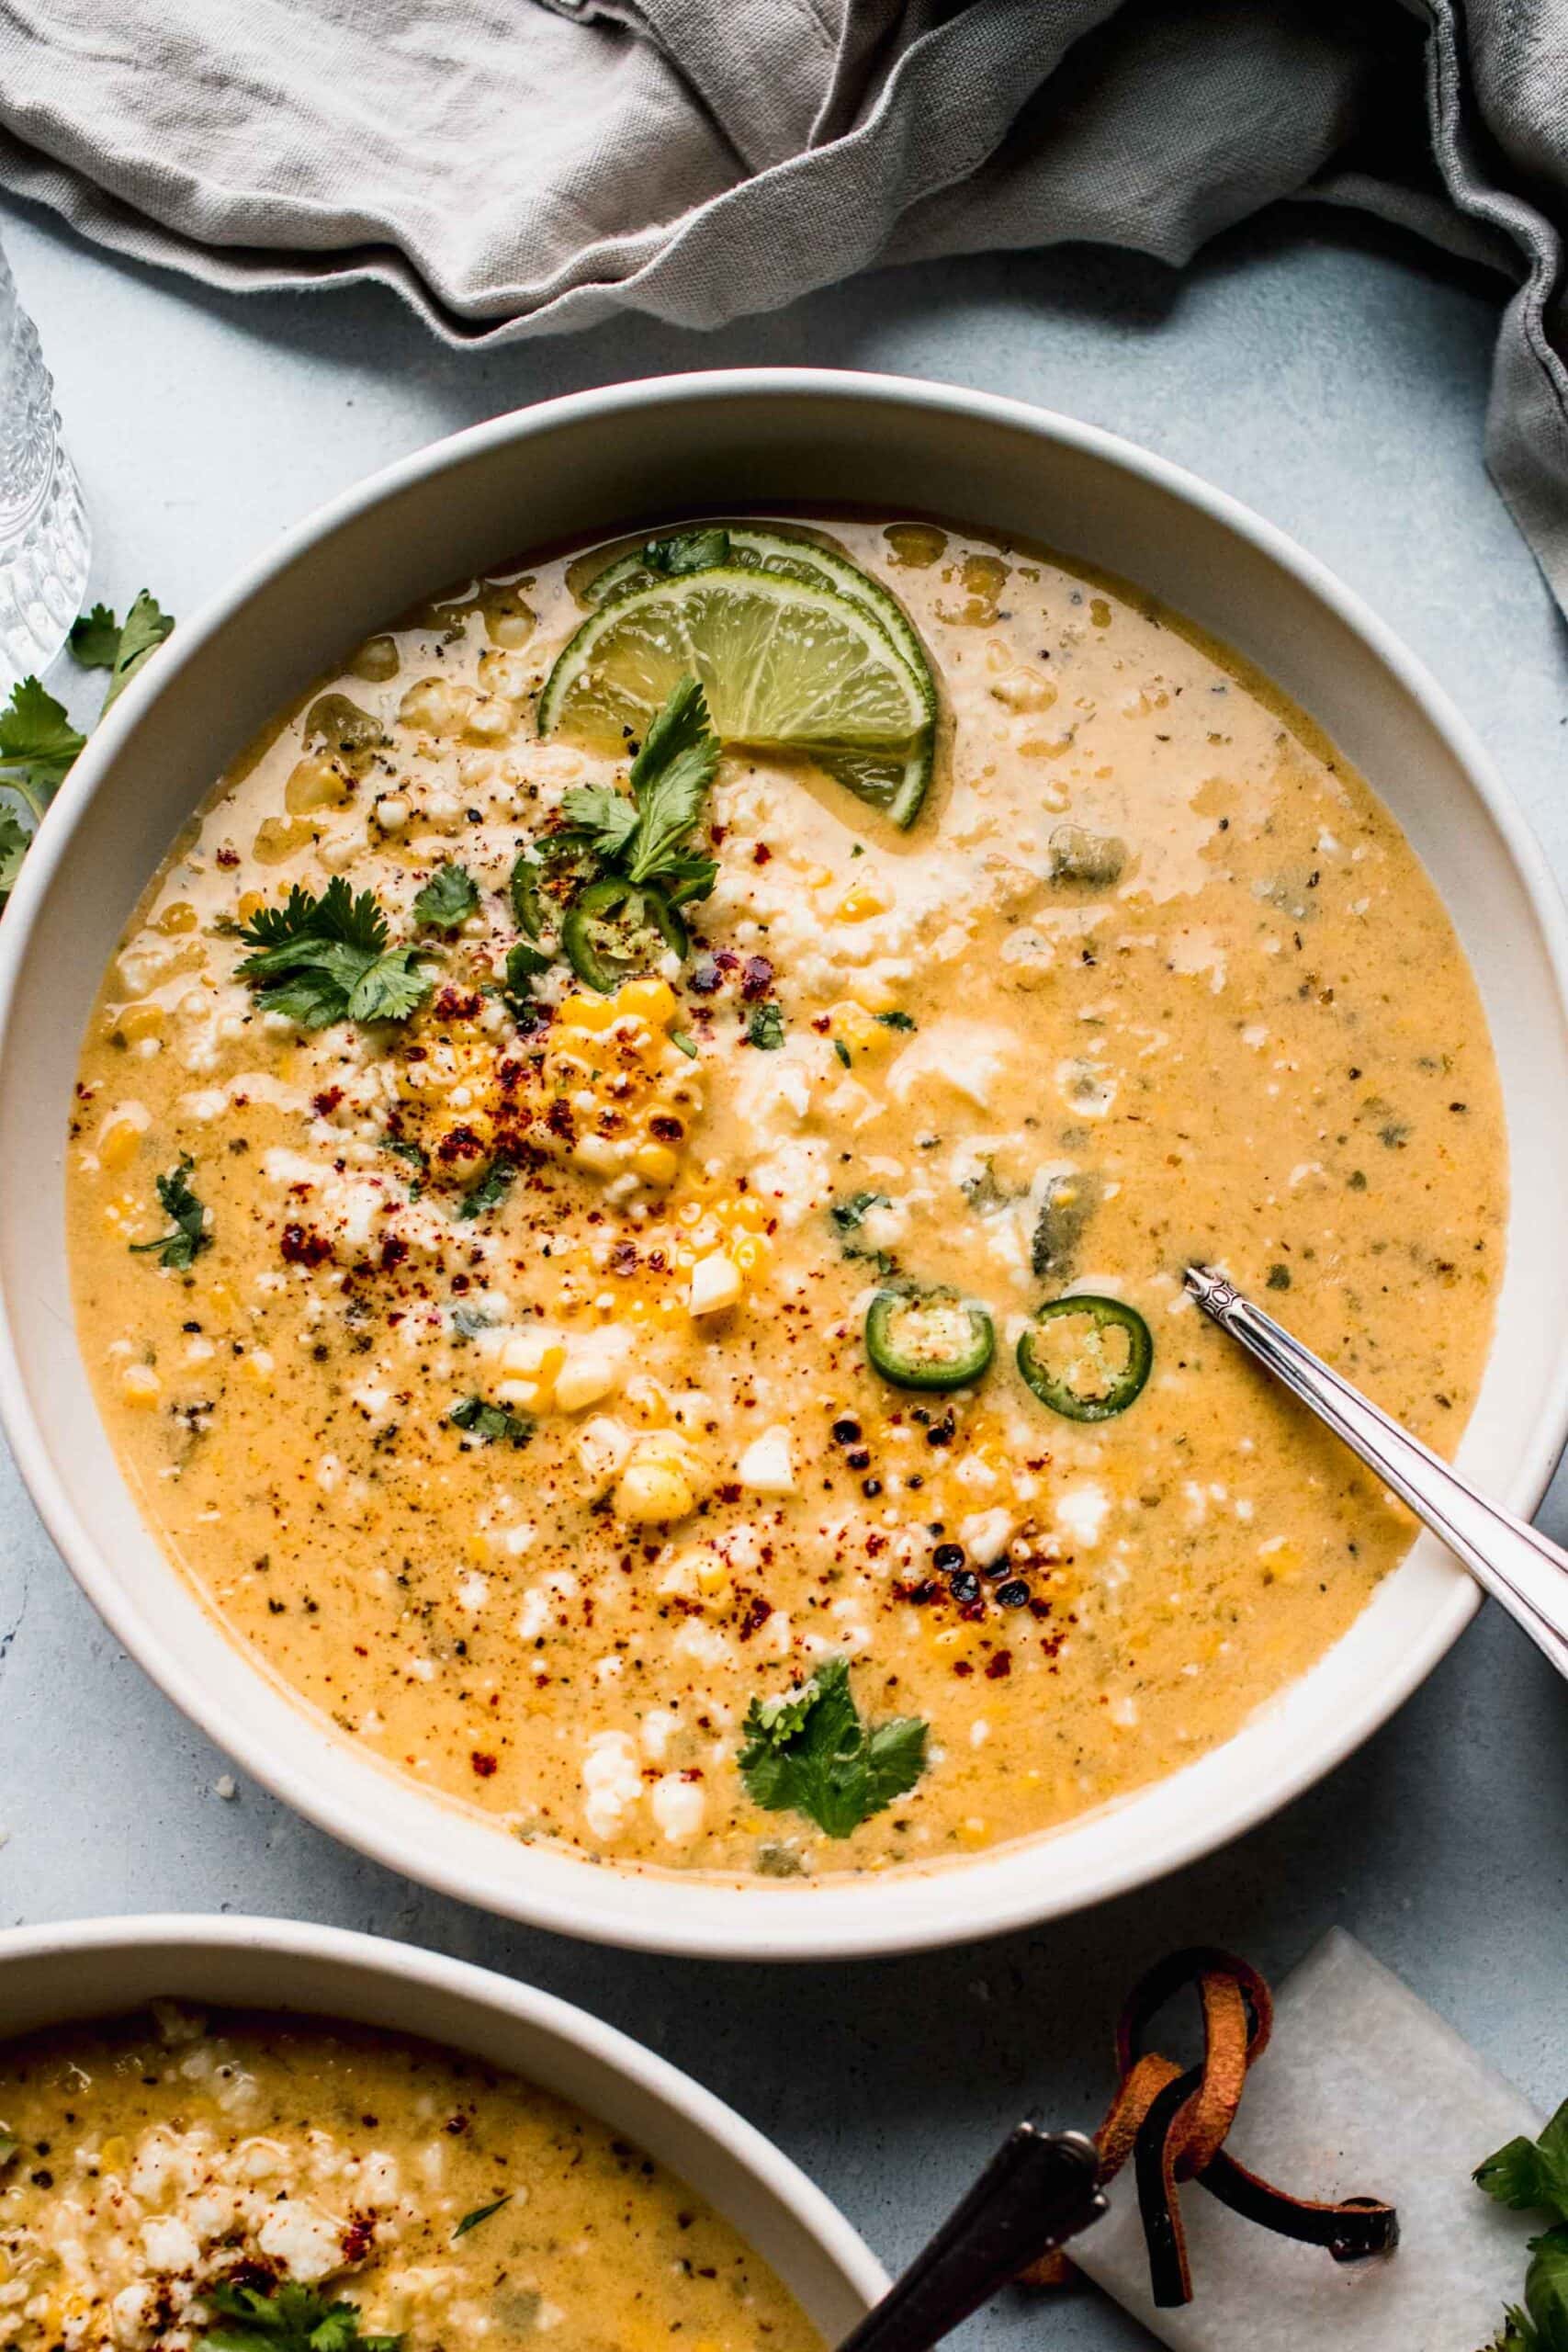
[1186,1263,1568,1679]
[834,2125,1105,2352]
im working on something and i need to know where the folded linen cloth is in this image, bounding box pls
[0,0,1564,611]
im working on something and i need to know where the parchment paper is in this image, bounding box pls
[1070,1928,1541,2352]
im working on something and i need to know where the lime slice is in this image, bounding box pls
[817,741,934,830]
[539,567,936,824]
[583,523,930,689]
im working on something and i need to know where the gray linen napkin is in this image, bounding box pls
[0,0,1563,612]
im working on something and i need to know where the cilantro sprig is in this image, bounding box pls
[236,879,432,1029]
[413,861,479,933]
[198,2278,400,2352]
[1476,2100,1568,2348]
[1,591,174,903]
[556,677,720,909]
[130,1156,210,1271]
[739,1657,927,1838]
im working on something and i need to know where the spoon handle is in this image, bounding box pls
[834,2127,1104,2352]
[1186,1265,1568,1679]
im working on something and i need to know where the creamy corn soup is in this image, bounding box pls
[0,2004,816,2352]
[67,514,1505,1879]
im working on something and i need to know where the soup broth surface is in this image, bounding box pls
[67,514,1506,1877]
[0,2006,817,2352]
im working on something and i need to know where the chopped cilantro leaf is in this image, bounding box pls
[749,1001,785,1050]
[457,1158,516,1221]
[412,861,479,931]
[236,878,431,1030]
[671,1028,699,1058]
[130,1155,209,1270]
[0,807,28,899]
[833,1038,852,1069]
[557,783,640,865]
[0,675,86,813]
[100,591,175,713]
[739,1657,927,1838]
[197,2278,400,2352]
[874,1010,917,1032]
[69,603,122,669]
[1477,2103,1568,2349]
[453,2193,512,2239]
[450,1395,534,1447]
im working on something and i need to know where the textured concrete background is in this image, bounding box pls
[2,195,1566,2350]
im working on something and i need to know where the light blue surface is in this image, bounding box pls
[2,198,1566,2351]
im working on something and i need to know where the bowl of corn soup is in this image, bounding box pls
[0,1913,883,2352]
[4,370,1568,1957]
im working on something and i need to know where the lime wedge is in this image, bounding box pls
[584,522,930,689]
[816,740,934,830]
[539,567,936,825]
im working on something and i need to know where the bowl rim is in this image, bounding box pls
[0,1909,888,2314]
[3,366,1566,1960]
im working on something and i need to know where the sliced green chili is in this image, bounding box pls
[1016,1294,1152,1421]
[511,836,596,940]
[562,875,687,994]
[865,1286,994,1391]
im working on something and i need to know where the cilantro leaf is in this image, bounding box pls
[412,860,479,932]
[450,1395,534,1447]
[100,590,175,713]
[453,2192,512,2239]
[198,2278,400,2352]
[236,880,430,1029]
[69,603,122,669]
[748,1002,784,1051]
[643,527,731,577]
[739,1657,927,1838]
[1479,2104,1568,2225]
[1523,2231,1568,2352]
[130,1155,209,1270]
[875,1010,917,1032]
[0,675,86,804]
[0,807,28,899]
[625,678,720,890]
[558,784,640,864]
[828,1192,894,1274]
[457,1158,516,1221]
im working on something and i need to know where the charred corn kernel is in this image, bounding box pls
[110,1000,165,1046]
[252,814,315,864]
[829,1001,885,1058]
[836,881,888,923]
[631,1141,680,1187]
[615,1449,697,1525]
[618,975,676,1025]
[243,1349,275,1385]
[152,899,199,935]
[120,1363,161,1407]
[398,675,472,736]
[284,753,353,814]
[559,992,617,1034]
[349,633,400,683]
[236,889,269,925]
[99,1103,152,1169]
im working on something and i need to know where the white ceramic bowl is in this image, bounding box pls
[0,1912,885,2335]
[4,369,1567,1959]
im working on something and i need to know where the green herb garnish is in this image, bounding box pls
[450,1395,534,1447]
[829,1190,893,1271]
[236,878,432,1029]
[454,2193,512,2239]
[670,1029,699,1058]
[833,1038,852,1069]
[739,1657,927,1838]
[99,592,175,714]
[198,2278,400,2352]
[68,604,122,669]
[874,1010,917,1032]
[503,939,551,1012]
[130,1155,209,1270]
[1476,2100,1568,2348]
[0,674,86,818]
[557,677,720,909]
[0,808,27,897]
[749,1001,785,1051]
[413,861,479,932]
[643,527,732,577]
[457,1158,516,1221]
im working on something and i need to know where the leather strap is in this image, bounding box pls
[1021,1946,1398,2307]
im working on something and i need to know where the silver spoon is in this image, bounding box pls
[833,2126,1104,2352]
[1185,1265,1568,1678]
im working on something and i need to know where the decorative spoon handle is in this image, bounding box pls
[834,2126,1104,2352]
[1185,1265,1568,1679]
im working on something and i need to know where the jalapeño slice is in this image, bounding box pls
[1017,1295,1153,1421]
[511,836,597,941]
[865,1286,995,1392]
[562,876,687,995]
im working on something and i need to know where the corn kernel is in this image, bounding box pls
[836,882,889,923]
[829,1001,884,1060]
[152,899,199,935]
[120,1363,162,1408]
[98,1103,152,1169]
[617,976,676,1026]
[252,814,315,864]
[349,634,400,683]
[481,585,536,650]
[730,1234,766,1275]
[615,1449,697,1525]
[955,1817,991,1849]
[631,1141,680,1187]
[572,1134,622,1175]
[109,1001,164,1046]
[243,1349,275,1386]
[236,890,269,925]
[398,676,471,736]
[689,1252,742,1317]
[559,993,617,1033]
[284,753,352,815]
[465,1532,492,1566]
[97,2136,129,2174]
[696,1553,728,1597]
